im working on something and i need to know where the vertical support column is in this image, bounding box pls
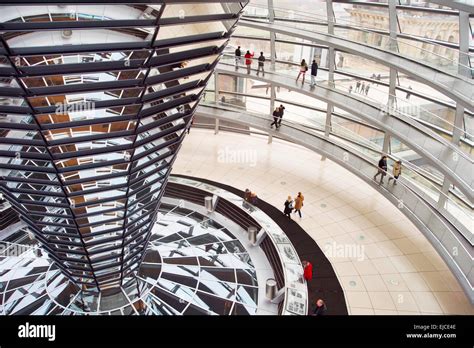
[214,71,220,136]
[214,71,219,104]
[458,11,470,78]
[270,84,276,114]
[321,103,333,161]
[268,0,276,71]
[326,0,335,87]
[214,119,220,135]
[452,105,465,145]
[388,0,398,52]
[388,67,397,107]
[326,0,334,35]
[437,177,451,210]
[452,11,469,144]
[382,132,391,154]
[388,0,398,107]
[269,84,275,144]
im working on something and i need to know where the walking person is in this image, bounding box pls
[388,160,402,185]
[244,50,254,74]
[355,80,361,93]
[310,59,318,87]
[360,81,366,94]
[377,73,381,85]
[256,52,266,77]
[365,83,370,95]
[283,196,294,220]
[277,104,285,128]
[235,46,242,70]
[302,260,313,281]
[406,86,412,100]
[296,59,308,85]
[293,192,304,217]
[270,106,280,128]
[373,155,388,184]
[348,85,353,94]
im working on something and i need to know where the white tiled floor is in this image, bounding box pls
[172,129,474,315]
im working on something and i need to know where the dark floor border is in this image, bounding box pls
[171,174,348,315]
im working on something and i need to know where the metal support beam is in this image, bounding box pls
[270,287,285,304]
[382,132,391,154]
[387,0,398,107]
[458,11,470,77]
[452,10,471,144]
[214,119,220,135]
[268,133,273,144]
[452,104,465,145]
[214,71,219,104]
[321,102,333,161]
[254,229,267,247]
[388,67,397,107]
[268,0,276,71]
[326,0,335,87]
[326,0,334,35]
[328,47,335,87]
[270,83,276,113]
[437,177,451,210]
[388,0,398,52]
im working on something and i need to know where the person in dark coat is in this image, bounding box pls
[283,196,293,220]
[310,60,318,87]
[270,106,280,128]
[373,155,388,184]
[312,299,327,316]
[277,104,286,128]
[235,46,241,70]
[257,52,266,77]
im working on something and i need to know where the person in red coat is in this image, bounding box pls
[302,261,313,281]
[244,50,254,74]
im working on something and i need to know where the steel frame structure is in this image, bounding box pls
[0,0,248,291]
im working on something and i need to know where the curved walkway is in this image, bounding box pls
[173,174,349,315]
[239,20,474,112]
[173,128,474,314]
[216,63,473,200]
[195,105,473,303]
[429,0,474,13]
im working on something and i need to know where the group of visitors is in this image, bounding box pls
[283,192,304,220]
[244,188,258,205]
[235,48,320,88]
[235,46,266,76]
[371,73,382,85]
[352,80,371,95]
[270,104,286,129]
[373,155,402,185]
[296,59,319,87]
